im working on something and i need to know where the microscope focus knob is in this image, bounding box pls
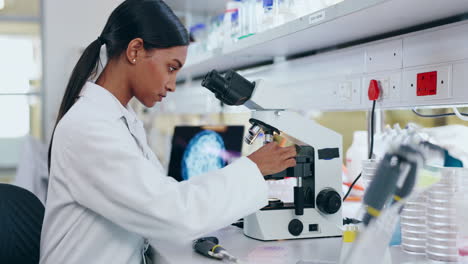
[316,189,342,215]
[288,219,303,237]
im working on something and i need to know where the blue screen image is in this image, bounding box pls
[181,130,226,180]
[168,126,244,182]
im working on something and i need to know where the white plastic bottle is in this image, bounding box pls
[226,0,244,42]
[231,9,241,41]
[292,0,308,17]
[306,1,327,15]
[277,0,297,24]
[261,0,276,31]
[238,0,256,38]
[346,131,368,183]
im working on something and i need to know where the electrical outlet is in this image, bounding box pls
[364,73,401,102]
[338,82,352,101]
[333,81,353,102]
[417,71,437,96]
[379,78,390,99]
[404,65,451,101]
[333,79,361,105]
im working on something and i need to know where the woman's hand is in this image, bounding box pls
[247,142,297,176]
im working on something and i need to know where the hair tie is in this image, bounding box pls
[97,36,105,45]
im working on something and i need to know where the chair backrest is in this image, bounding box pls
[0,183,45,264]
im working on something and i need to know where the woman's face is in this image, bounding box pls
[131,45,188,107]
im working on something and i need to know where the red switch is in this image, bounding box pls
[417,71,437,96]
[368,79,381,101]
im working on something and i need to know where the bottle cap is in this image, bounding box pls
[343,226,359,243]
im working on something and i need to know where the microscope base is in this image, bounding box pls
[243,208,342,241]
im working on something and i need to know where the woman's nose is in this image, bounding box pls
[166,85,175,92]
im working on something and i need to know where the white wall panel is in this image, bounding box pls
[403,21,468,68]
[43,0,122,139]
[365,39,403,73]
[452,61,468,103]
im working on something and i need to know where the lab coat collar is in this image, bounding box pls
[80,82,138,124]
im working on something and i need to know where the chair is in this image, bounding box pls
[0,184,45,264]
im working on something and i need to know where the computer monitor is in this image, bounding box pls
[168,126,245,181]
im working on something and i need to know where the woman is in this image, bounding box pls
[40,0,297,263]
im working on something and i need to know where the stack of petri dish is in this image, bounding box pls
[400,191,428,254]
[454,169,468,263]
[426,168,459,262]
[361,159,379,189]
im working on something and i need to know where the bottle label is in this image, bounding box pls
[309,11,326,25]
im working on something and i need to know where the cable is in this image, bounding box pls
[368,100,376,160]
[453,107,468,121]
[343,100,376,201]
[343,217,363,225]
[412,108,468,118]
[343,172,362,202]
[231,219,243,229]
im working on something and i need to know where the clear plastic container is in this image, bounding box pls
[261,0,276,31]
[402,229,427,240]
[291,0,309,17]
[402,236,426,246]
[230,9,241,40]
[400,207,425,218]
[361,159,379,189]
[305,0,327,15]
[425,167,468,263]
[239,0,258,38]
[207,15,225,51]
[188,24,208,58]
[454,169,468,263]
[401,191,427,254]
[400,222,426,231]
[346,131,368,183]
[402,243,426,254]
[224,0,244,43]
[428,229,458,240]
[276,0,297,25]
[222,9,237,46]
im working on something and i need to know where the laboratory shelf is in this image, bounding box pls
[178,0,468,80]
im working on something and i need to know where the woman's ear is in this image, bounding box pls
[126,38,144,65]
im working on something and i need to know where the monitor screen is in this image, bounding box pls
[168,126,245,181]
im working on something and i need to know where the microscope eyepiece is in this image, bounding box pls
[202,70,256,106]
[201,70,227,94]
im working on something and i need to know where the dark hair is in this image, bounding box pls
[48,0,189,169]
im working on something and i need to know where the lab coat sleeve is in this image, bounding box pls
[54,120,268,243]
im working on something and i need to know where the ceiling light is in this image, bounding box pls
[0,0,5,10]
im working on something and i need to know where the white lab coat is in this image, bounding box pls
[39,82,268,264]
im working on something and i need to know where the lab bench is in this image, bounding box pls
[153,225,429,264]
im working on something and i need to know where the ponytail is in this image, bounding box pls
[48,38,104,170]
[47,0,189,171]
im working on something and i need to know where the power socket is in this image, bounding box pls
[364,73,401,102]
[404,65,451,101]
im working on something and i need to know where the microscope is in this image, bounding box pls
[202,70,343,241]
